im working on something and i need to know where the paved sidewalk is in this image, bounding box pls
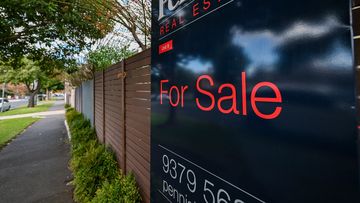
[0,101,73,203]
[0,110,65,120]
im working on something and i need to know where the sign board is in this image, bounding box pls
[151,0,360,202]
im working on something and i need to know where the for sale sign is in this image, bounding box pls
[151,0,360,202]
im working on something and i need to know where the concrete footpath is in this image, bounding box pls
[0,110,65,120]
[0,101,73,203]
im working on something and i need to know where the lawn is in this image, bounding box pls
[0,117,40,147]
[0,101,54,116]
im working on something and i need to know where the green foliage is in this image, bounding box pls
[65,108,82,125]
[87,45,135,71]
[65,108,141,203]
[0,102,54,116]
[1,58,44,84]
[0,57,63,107]
[44,78,65,91]
[0,0,114,60]
[72,142,119,203]
[0,117,40,147]
[64,104,71,109]
[91,173,142,203]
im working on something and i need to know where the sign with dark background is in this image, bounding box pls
[151,0,360,202]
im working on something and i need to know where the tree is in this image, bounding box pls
[0,0,114,62]
[0,58,60,107]
[87,0,151,50]
[43,75,65,100]
[66,45,135,87]
[88,45,135,71]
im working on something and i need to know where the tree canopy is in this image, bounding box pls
[88,45,135,71]
[0,0,114,62]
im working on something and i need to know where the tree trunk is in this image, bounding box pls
[26,80,41,108]
[46,88,49,101]
[28,92,36,108]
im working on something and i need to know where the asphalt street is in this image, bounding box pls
[8,99,28,109]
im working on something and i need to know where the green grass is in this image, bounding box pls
[0,117,40,147]
[0,101,54,116]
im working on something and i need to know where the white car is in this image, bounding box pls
[0,98,11,111]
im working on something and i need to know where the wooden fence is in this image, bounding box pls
[92,49,151,203]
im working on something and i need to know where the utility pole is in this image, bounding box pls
[1,82,5,112]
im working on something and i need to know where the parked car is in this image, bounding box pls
[37,94,47,101]
[52,93,65,100]
[0,98,11,111]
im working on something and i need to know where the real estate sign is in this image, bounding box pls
[151,0,360,202]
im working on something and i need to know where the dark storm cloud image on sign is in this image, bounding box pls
[151,0,360,202]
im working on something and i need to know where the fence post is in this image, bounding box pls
[121,60,127,173]
[93,78,95,126]
[102,69,105,144]
[80,84,83,113]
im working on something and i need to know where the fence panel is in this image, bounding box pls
[104,63,125,166]
[75,86,82,113]
[124,49,151,203]
[94,71,104,143]
[81,79,94,126]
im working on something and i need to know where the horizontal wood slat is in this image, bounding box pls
[125,49,151,65]
[354,8,360,36]
[125,57,151,71]
[126,91,150,99]
[126,74,151,84]
[126,66,151,78]
[354,0,360,7]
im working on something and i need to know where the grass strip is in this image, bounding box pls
[0,102,54,116]
[0,117,40,148]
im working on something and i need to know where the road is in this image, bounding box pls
[8,99,28,109]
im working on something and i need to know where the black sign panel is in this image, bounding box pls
[151,1,360,202]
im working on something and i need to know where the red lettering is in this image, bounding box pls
[203,0,211,10]
[160,80,169,104]
[196,75,215,111]
[169,86,180,107]
[165,22,169,32]
[241,72,247,115]
[250,82,282,119]
[181,85,189,107]
[161,73,282,120]
[171,18,177,29]
[217,84,240,115]
[193,3,199,16]
[160,26,164,35]
[179,16,185,25]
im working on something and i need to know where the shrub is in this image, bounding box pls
[65,104,71,109]
[65,108,81,124]
[66,109,141,203]
[91,173,141,203]
[73,143,119,203]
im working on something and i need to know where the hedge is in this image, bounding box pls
[65,108,141,203]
